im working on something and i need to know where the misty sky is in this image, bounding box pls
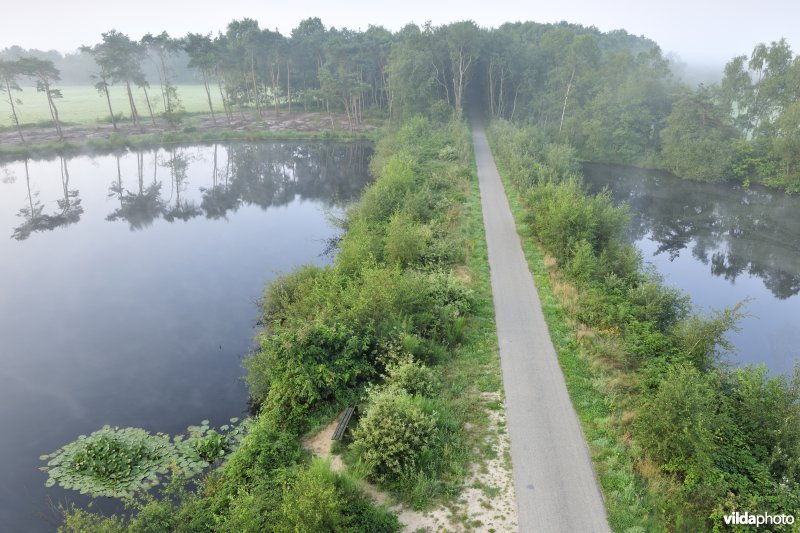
[2,0,798,66]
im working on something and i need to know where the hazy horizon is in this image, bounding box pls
[2,0,798,68]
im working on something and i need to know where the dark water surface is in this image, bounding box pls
[583,163,800,375]
[0,141,371,531]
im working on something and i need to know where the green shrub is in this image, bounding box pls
[673,304,743,371]
[727,365,800,482]
[221,416,302,488]
[566,239,598,284]
[277,459,345,532]
[635,365,725,499]
[336,219,384,276]
[384,356,441,397]
[623,318,674,359]
[544,142,580,178]
[524,177,629,272]
[626,278,690,332]
[384,212,432,266]
[357,154,417,224]
[60,507,125,533]
[352,388,437,481]
[261,265,326,328]
[246,321,374,427]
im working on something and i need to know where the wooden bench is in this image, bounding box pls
[331,405,357,441]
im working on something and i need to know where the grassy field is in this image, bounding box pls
[0,84,224,127]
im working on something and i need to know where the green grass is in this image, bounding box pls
[435,127,504,479]
[0,84,224,127]
[487,138,667,532]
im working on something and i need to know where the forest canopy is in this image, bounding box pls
[3,18,800,189]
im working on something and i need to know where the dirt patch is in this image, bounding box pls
[453,392,518,532]
[301,418,345,473]
[0,111,377,149]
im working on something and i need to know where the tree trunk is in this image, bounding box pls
[488,61,495,116]
[125,81,139,127]
[510,86,519,122]
[287,62,291,115]
[155,67,167,114]
[44,82,63,140]
[432,62,451,106]
[142,85,157,126]
[559,66,575,134]
[160,55,172,114]
[202,70,216,124]
[103,80,117,131]
[217,78,231,123]
[498,67,506,117]
[326,98,334,129]
[271,65,279,117]
[251,55,261,116]
[341,96,352,130]
[5,78,24,142]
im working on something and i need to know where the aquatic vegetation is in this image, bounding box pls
[41,419,242,498]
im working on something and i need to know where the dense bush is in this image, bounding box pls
[524,177,633,282]
[383,356,441,397]
[246,321,375,429]
[384,211,432,267]
[636,365,725,495]
[352,387,437,481]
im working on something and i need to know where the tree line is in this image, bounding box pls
[661,38,800,192]
[2,18,799,191]
[0,19,669,138]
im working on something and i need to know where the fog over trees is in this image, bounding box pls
[2,17,799,188]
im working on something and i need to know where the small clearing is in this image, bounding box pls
[302,395,518,532]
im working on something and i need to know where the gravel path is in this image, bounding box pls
[472,117,610,532]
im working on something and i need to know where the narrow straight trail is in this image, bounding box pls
[472,117,610,532]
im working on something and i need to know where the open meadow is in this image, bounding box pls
[0,84,223,127]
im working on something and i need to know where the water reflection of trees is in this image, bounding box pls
[7,141,371,240]
[107,142,370,224]
[107,152,165,230]
[12,157,83,240]
[584,163,800,299]
[198,141,371,218]
[163,149,201,223]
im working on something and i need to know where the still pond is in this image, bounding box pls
[0,141,372,531]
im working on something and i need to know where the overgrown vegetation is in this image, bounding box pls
[489,118,800,530]
[58,114,503,530]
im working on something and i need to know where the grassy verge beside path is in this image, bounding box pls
[489,141,665,531]
[487,118,800,532]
